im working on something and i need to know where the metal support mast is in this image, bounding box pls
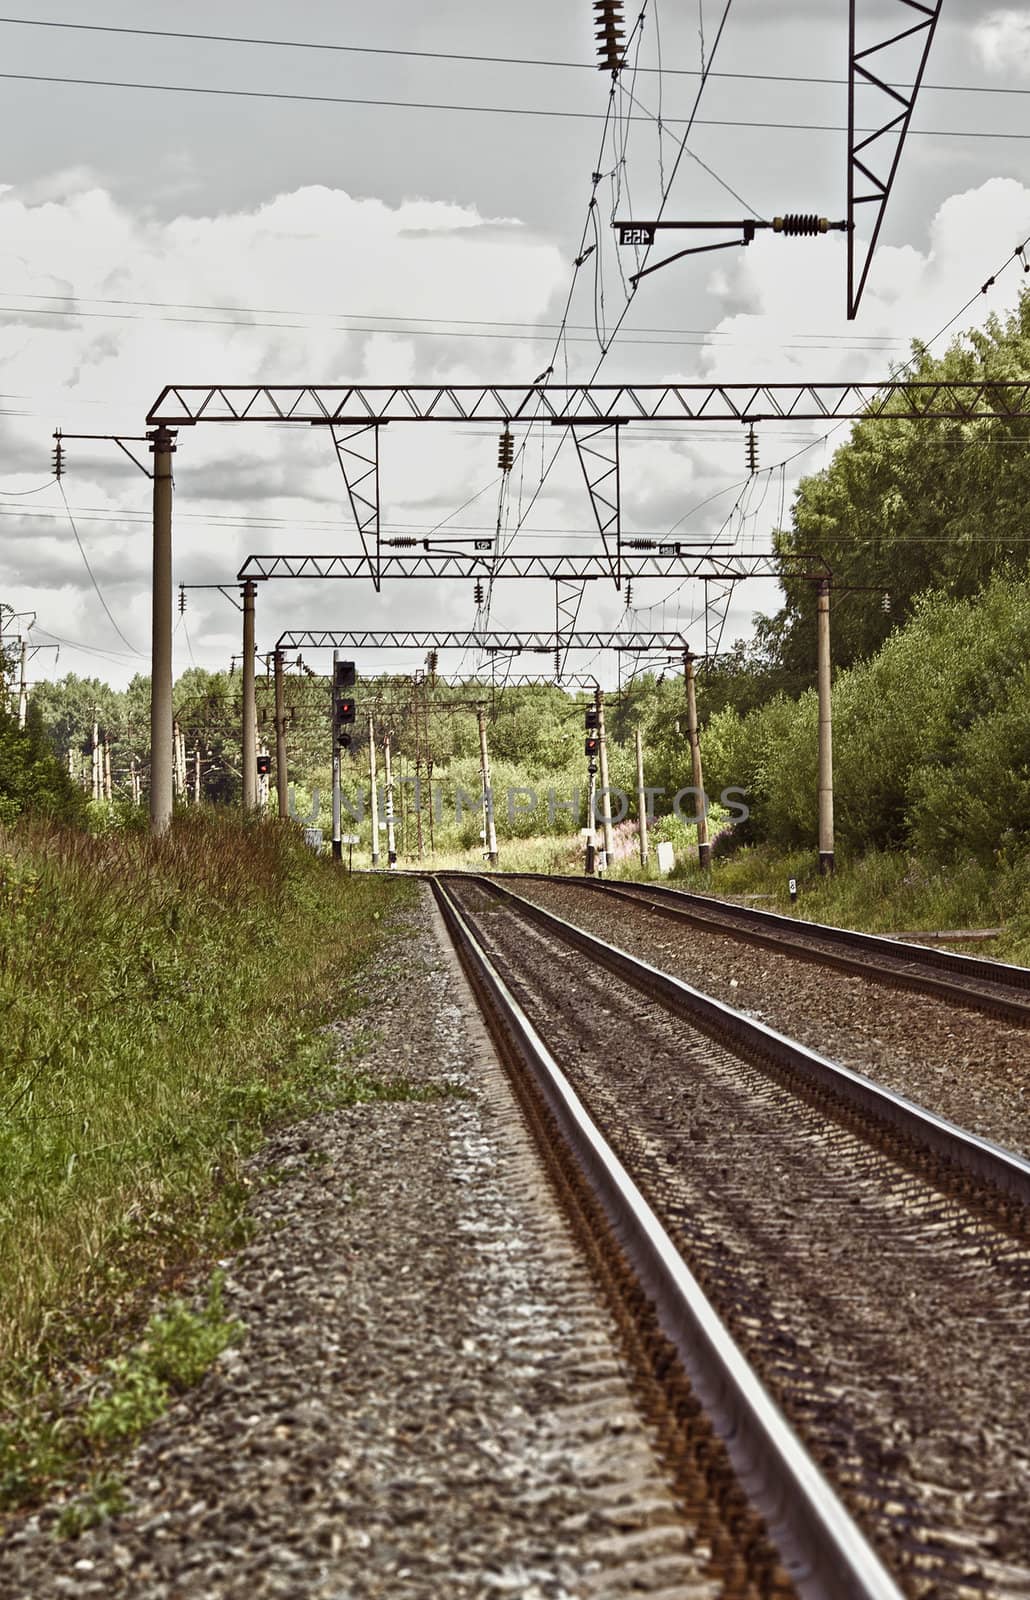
[241,581,258,812]
[847,0,943,318]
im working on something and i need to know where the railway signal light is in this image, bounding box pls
[497,428,514,472]
[585,709,599,730]
[585,735,600,758]
[332,661,357,732]
[256,753,271,777]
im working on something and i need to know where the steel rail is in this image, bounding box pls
[451,873,1030,1207]
[432,875,906,1600]
[504,872,1030,1026]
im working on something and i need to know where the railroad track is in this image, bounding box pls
[433,872,1030,1600]
[493,871,1030,1027]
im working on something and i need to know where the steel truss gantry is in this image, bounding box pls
[274,630,687,653]
[148,379,1030,428]
[144,370,1030,834]
[239,552,823,583]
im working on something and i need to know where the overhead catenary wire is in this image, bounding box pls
[0,475,58,494]
[501,0,737,556]
[0,70,1025,140]
[0,292,914,354]
[57,479,144,655]
[0,16,1024,101]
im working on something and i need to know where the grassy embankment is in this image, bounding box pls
[0,813,417,1513]
[680,843,1030,965]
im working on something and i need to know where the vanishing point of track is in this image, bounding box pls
[432,872,1030,1600]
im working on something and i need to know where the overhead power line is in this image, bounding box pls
[57,480,144,655]
[0,296,907,354]
[0,16,1023,99]
[0,70,1026,138]
[0,289,907,345]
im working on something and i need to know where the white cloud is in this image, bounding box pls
[0,180,570,681]
[972,9,1030,75]
[4,173,1030,686]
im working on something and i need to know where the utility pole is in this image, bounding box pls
[368,712,380,867]
[477,704,498,866]
[817,577,835,875]
[149,425,176,836]
[17,640,27,729]
[383,732,397,866]
[91,719,100,802]
[595,687,615,868]
[683,648,711,870]
[193,745,201,806]
[411,678,425,861]
[635,726,649,867]
[331,649,342,860]
[273,648,289,818]
[104,742,113,802]
[241,579,258,812]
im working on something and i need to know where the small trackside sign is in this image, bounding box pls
[619,225,655,246]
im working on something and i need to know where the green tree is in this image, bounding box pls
[0,703,88,825]
[761,292,1030,680]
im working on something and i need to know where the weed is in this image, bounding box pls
[82,1274,242,1448]
[55,1474,128,1539]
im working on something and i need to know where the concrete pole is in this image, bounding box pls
[193,746,201,806]
[91,720,100,802]
[104,742,113,802]
[635,726,649,867]
[683,649,711,870]
[241,580,258,812]
[331,648,342,860]
[149,426,176,836]
[477,704,498,865]
[595,687,615,866]
[585,766,597,875]
[383,733,397,866]
[817,578,835,875]
[273,648,289,818]
[368,713,380,867]
[17,640,27,729]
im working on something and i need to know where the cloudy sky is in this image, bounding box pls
[1,0,1029,691]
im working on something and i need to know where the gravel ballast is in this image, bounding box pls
[0,885,718,1600]
[444,882,1030,1599]
[505,878,1030,1157]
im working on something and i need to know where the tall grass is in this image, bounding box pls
[692,843,1030,964]
[0,812,411,1372]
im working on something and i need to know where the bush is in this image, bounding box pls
[0,704,87,826]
